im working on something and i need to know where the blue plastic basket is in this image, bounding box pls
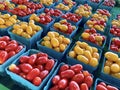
[54,0,62,5]
[44,3,55,8]
[60,14,82,26]
[84,23,107,35]
[108,37,120,55]
[94,78,120,90]
[44,62,94,90]
[87,0,102,11]
[8,27,43,49]
[98,2,114,12]
[35,7,45,14]
[0,41,26,76]
[66,40,102,73]
[50,24,78,38]
[80,31,107,49]
[75,0,87,4]
[0,10,8,14]
[54,3,76,14]
[100,56,120,88]
[6,49,58,90]
[73,4,92,25]
[35,19,55,36]
[37,33,72,61]
[0,26,12,36]
[17,14,31,22]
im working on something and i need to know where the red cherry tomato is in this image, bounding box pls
[69,81,80,90]
[107,85,119,90]
[26,68,40,81]
[45,59,55,71]
[59,64,69,74]
[52,75,60,85]
[28,54,37,65]
[40,70,49,80]
[36,56,48,65]
[0,41,7,49]
[60,69,75,79]
[32,77,42,86]
[0,36,10,42]
[70,64,83,73]
[84,76,93,88]
[8,51,16,58]
[80,83,88,90]
[19,56,29,64]
[16,45,23,53]
[19,63,33,74]
[5,43,18,52]
[58,79,68,89]
[0,51,8,64]
[72,73,84,84]
[96,84,107,90]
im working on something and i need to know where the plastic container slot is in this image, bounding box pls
[37,33,72,61]
[8,27,43,49]
[66,39,102,73]
[6,49,58,90]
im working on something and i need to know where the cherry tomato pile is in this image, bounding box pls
[0,36,24,64]
[50,64,93,90]
[24,2,43,10]
[96,81,119,90]
[69,41,100,67]
[103,0,115,7]
[53,19,76,34]
[90,0,101,3]
[81,28,106,46]
[9,6,35,17]
[30,13,53,25]
[9,52,55,86]
[104,52,120,79]
[44,8,63,17]
[86,9,110,32]
[110,19,120,37]
[11,0,29,5]
[61,12,82,23]
[110,37,120,52]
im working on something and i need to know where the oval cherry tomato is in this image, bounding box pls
[70,64,83,73]
[45,59,55,71]
[36,56,48,65]
[58,79,68,89]
[19,63,33,74]
[32,77,42,86]
[60,69,75,79]
[0,41,7,49]
[84,76,93,88]
[69,81,80,90]
[28,54,37,65]
[52,75,60,85]
[80,83,88,90]
[72,73,84,84]
[26,68,40,81]
[19,56,29,64]
[40,70,49,80]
